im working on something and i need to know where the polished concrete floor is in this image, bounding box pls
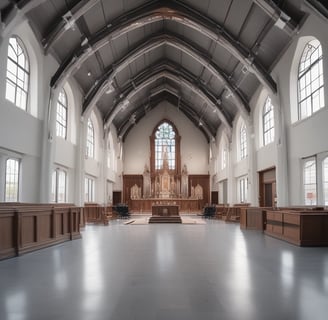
[1,217,328,320]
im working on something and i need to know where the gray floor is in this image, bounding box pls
[1,217,328,320]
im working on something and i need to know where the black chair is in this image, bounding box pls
[202,205,216,218]
[114,204,131,219]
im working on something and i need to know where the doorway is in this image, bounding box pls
[259,168,276,207]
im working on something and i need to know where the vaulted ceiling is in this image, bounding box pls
[1,0,313,141]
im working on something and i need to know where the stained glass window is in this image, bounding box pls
[155,122,176,170]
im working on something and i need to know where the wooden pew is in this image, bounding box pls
[0,203,82,260]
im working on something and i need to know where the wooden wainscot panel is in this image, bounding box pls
[0,204,82,260]
[300,214,328,246]
[264,209,328,246]
[240,207,268,230]
[0,209,16,259]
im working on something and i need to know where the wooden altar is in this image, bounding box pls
[152,204,179,216]
[129,198,201,213]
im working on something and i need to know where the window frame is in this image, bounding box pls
[4,158,20,202]
[240,123,247,160]
[51,168,67,203]
[263,97,275,146]
[86,118,95,159]
[238,175,248,203]
[323,157,328,205]
[303,157,317,205]
[5,36,30,111]
[85,176,95,202]
[298,39,325,120]
[56,89,68,139]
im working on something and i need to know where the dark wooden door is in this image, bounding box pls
[112,191,122,205]
[264,183,273,207]
[259,167,276,207]
[211,191,218,205]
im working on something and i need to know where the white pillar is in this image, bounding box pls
[74,116,86,206]
[40,90,56,203]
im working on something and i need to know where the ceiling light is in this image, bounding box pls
[129,113,136,124]
[225,88,233,99]
[121,99,130,110]
[87,71,91,77]
[105,81,114,94]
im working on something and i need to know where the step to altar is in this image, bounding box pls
[148,216,182,223]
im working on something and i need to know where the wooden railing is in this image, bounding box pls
[0,203,81,260]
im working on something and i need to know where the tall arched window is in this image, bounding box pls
[155,122,176,170]
[86,118,94,159]
[150,120,180,174]
[56,89,68,139]
[298,39,324,120]
[323,157,328,205]
[6,37,29,110]
[240,123,247,160]
[263,97,275,145]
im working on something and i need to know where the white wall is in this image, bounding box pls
[272,10,328,205]
[123,101,209,174]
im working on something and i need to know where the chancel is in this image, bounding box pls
[1,0,328,319]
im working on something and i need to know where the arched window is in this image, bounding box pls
[303,158,317,205]
[6,37,29,110]
[240,123,247,160]
[86,118,94,159]
[56,89,68,139]
[5,158,20,202]
[150,120,180,174]
[323,157,328,205]
[263,97,275,145]
[155,122,176,170]
[298,39,324,120]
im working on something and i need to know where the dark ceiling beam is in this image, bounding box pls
[82,33,250,118]
[42,0,100,53]
[252,0,298,36]
[1,0,46,33]
[50,0,277,94]
[104,61,233,134]
[305,0,328,20]
[118,90,213,142]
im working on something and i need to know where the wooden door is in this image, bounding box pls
[112,191,122,205]
[211,191,218,205]
[259,167,276,207]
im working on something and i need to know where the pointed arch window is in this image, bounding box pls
[86,118,95,159]
[298,39,325,120]
[155,122,176,170]
[150,120,181,174]
[240,123,247,160]
[263,97,275,146]
[6,37,30,110]
[56,89,68,139]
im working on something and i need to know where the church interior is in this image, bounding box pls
[1,0,328,319]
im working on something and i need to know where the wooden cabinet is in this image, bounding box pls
[265,210,328,246]
[240,207,267,230]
